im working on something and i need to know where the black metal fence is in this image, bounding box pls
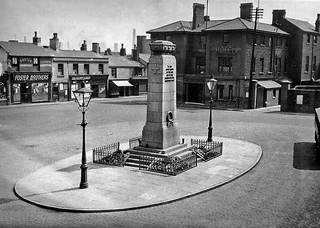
[191,138,223,161]
[139,152,197,176]
[93,142,125,166]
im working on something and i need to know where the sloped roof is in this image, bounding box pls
[285,17,318,33]
[138,53,150,65]
[258,80,281,89]
[147,21,193,33]
[108,55,143,68]
[205,18,289,35]
[0,41,55,57]
[53,49,107,59]
[192,20,229,32]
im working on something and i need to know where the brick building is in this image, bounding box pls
[147,3,291,109]
[272,10,320,86]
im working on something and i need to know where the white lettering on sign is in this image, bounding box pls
[13,74,50,82]
[165,65,174,82]
[216,46,241,55]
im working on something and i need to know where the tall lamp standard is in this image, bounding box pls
[73,85,93,189]
[206,78,217,142]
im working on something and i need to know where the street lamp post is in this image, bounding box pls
[73,85,93,189]
[206,78,217,142]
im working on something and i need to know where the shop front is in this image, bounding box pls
[11,72,51,104]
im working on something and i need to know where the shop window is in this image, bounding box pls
[58,64,64,76]
[223,34,230,43]
[84,64,89,74]
[111,68,117,78]
[217,85,224,100]
[98,64,104,74]
[218,57,233,73]
[196,57,205,74]
[73,64,78,74]
[305,56,310,72]
[313,56,317,72]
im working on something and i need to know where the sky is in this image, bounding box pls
[0,0,320,53]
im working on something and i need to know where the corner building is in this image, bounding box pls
[147,3,290,109]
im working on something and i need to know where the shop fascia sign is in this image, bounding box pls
[71,76,91,81]
[215,46,241,55]
[13,73,50,82]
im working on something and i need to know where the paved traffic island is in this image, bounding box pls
[14,136,262,212]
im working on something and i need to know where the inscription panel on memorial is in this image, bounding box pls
[165,65,174,82]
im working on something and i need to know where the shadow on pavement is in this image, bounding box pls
[57,162,119,172]
[293,142,320,170]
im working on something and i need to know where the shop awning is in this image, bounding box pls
[112,81,133,87]
[257,81,281,89]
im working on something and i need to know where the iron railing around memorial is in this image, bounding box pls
[139,152,197,176]
[93,142,126,167]
[191,139,223,162]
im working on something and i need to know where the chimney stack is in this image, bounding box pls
[80,40,87,51]
[316,14,320,32]
[192,3,205,29]
[49,33,59,50]
[240,3,253,22]
[92,42,99,53]
[120,43,126,56]
[272,9,286,26]
[33,31,41,46]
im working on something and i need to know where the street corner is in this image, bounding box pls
[13,135,263,212]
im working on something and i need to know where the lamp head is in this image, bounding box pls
[73,87,93,108]
[206,78,217,92]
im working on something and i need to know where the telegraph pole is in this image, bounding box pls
[248,7,263,109]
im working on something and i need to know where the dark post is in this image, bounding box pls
[207,91,213,142]
[79,109,88,189]
[248,7,263,109]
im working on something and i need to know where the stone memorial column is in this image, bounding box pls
[140,40,180,149]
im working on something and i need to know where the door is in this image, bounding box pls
[20,83,32,103]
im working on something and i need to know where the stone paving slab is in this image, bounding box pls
[14,136,262,212]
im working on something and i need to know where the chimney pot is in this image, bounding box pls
[316,13,320,32]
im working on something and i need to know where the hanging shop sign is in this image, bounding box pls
[12,73,51,83]
[215,46,241,55]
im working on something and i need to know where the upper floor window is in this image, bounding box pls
[275,58,281,72]
[136,68,142,76]
[73,64,78,74]
[200,36,206,48]
[307,34,311,44]
[84,64,89,74]
[259,58,264,73]
[58,64,64,76]
[260,35,266,46]
[313,56,317,71]
[314,35,318,45]
[218,57,232,72]
[223,34,230,43]
[165,35,171,41]
[284,58,288,73]
[111,68,117,78]
[196,57,205,73]
[305,56,310,72]
[98,64,104,74]
[276,37,282,46]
